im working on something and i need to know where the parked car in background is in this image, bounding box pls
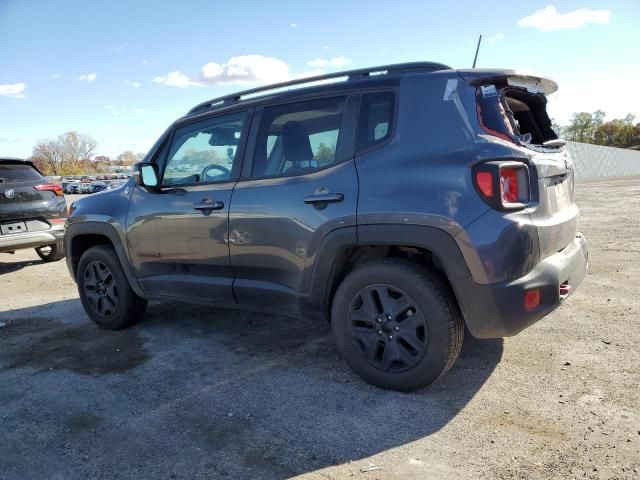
[91,181,109,193]
[1,157,66,261]
[79,183,94,194]
[65,62,588,391]
[66,183,80,194]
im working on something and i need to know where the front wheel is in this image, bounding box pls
[35,241,65,262]
[77,245,147,330]
[331,259,464,392]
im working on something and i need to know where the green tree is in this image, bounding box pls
[566,112,594,143]
[313,143,335,165]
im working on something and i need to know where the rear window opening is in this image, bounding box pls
[476,85,558,147]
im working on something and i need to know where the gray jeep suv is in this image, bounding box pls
[65,62,588,391]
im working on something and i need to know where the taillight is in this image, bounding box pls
[473,161,530,210]
[499,167,519,204]
[34,183,64,196]
[475,172,493,198]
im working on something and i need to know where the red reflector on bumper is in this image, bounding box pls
[524,288,541,310]
[559,282,572,297]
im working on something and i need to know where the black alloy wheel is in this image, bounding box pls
[347,284,428,372]
[83,260,119,317]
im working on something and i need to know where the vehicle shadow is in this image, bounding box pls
[0,299,503,479]
[0,257,44,275]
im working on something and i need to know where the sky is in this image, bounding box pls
[1,0,639,158]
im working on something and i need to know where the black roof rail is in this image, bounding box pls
[187,61,452,115]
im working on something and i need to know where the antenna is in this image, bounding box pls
[472,35,482,68]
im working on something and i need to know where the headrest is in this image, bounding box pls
[281,121,313,163]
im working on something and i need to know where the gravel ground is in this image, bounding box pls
[0,178,638,480]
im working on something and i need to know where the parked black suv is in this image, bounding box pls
[1,157,66,261]
[65,63,588,391]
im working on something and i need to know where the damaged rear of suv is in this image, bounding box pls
[449,69,588,339]
[65,63,588,391]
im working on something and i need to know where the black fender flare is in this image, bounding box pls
[299,224,472,320]
[65,221,146,298]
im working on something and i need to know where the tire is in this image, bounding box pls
[331,259,464,392]
[77,245,147,330]
[35,240,65,262]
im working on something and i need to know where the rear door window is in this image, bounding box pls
[357,91,396,151]
[0,164,42,183]
[251,97,347,178]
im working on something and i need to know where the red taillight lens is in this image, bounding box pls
[34,183,64,196]
[475,172,493,198]
[524,288,541,310]
[499,168,519,204]
[473,162,530,210]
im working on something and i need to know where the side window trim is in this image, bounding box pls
[239,95,357,182]
[155,108,254,187]
[355,88,399,155]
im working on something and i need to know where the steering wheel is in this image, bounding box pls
[201,164,231,180]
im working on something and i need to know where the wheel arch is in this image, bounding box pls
[65,222,146,298]
[299,224,472,322]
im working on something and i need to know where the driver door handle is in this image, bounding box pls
[193,199,224,211]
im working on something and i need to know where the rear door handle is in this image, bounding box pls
[193,199,224,211]
[303,192,344,204]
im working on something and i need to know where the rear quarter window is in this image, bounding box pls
[0,164,42,183]
[357,91,396,152]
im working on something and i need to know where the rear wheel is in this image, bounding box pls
[35,240,65,262]
[331,259,464,391]
[77,245,147,330]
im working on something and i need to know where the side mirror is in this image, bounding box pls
[132,163,160,189]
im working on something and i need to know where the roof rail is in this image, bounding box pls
[187,61,451,115]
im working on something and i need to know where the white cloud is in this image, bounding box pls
[0,137,23,143]
[323,45,332,50]
[155,55,292,88]
[51,73,63,79]
[107,44,126,53]
[200,55,290,85]
[517,5,611,32]
[79,73,97,81]
[124,79,141,88]
[290,23,297,28]
[0,82,26,98]
[306,56,350,68]
[153,71,202,88]
[486,32,505,44]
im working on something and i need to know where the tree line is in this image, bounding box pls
[554,111,640,149]
[29,131,145,176]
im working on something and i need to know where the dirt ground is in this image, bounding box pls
[0,178,638,480]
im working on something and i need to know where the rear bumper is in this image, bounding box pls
[456,233,588,338]
[0,224,65,253]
